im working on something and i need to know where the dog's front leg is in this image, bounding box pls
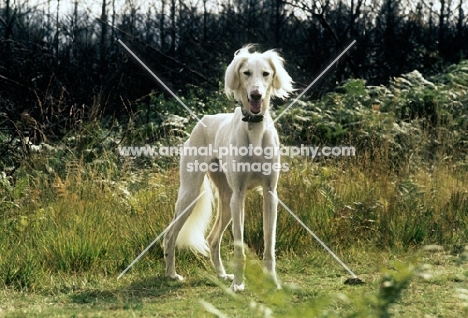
[230,188,246,292]
[263,187,279,288]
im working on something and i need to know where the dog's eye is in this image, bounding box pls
[263,72,270,77]
[243,71,251,77]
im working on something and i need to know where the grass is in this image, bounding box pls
[0,152,467,316]
[1,62,468,316]
[0,248,466,317]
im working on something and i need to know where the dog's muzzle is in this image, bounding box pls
[248,92,263,114]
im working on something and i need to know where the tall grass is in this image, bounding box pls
[241,156,468,258]
[0,155,179,290]
[0,62,467,300]
[4,143,464,291]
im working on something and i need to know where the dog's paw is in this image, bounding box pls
[167,273,184,281]
[218,274,234,281]
[230,282,245,292]
[218,273,234,281]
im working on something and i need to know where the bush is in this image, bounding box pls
[277,62,468,171]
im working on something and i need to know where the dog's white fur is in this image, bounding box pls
[163,45,293,291]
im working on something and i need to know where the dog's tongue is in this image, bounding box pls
[249,100,262,114]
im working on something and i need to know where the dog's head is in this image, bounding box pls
[225,45,293,116]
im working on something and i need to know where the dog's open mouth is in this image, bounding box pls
[249,100,262,114]
[248,94,263,114]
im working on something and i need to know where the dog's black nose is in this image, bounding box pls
[250,93,262,101]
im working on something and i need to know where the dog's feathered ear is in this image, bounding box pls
[264,50,294,99]
[225,47,251,99]
[225,57,242,95]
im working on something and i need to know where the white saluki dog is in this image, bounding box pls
[163,45,293,291]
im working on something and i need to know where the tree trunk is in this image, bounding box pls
[203,0,207,42]
[160,0,166,50]
[170,0,176,55]
[5,0,11,39]
[438,0,445,56]
[100,0,108,74]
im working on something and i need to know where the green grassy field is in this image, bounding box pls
[0,241,467,317]
[1,63,468,316]
[1,156,467,317]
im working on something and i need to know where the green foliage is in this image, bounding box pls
[201,250,333,318]
[278,62,468,171]
[2,247,40,291]
[126,89,232,144]
[374,261,416,317]
[200,248,468,318]
[0,162,177,290]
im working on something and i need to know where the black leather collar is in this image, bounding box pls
[241,109,264,123]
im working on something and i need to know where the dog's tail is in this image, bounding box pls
[175,176,213,256]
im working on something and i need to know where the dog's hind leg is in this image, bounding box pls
[207,169,233,281]
[163,171,206,281]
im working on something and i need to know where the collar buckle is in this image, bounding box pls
[241,109,264,130]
